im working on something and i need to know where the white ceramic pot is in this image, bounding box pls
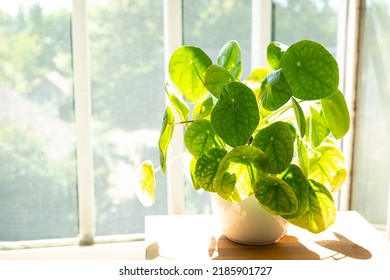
[211,193,288,245]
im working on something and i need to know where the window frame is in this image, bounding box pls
[2,0,383,258]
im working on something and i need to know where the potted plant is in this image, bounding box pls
[134,39,350,245]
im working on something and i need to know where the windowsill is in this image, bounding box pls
[0,241,146,260]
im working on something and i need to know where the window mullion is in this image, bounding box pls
[339,0,363,211]
[251,0,272,69]
[72,0,96,245]
[164,0,185,215]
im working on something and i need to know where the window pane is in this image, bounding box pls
[182,0,252,214]
[0,2,78,241]
[351,0,390,230]
[273,0,340,52]
[88,0,167,235]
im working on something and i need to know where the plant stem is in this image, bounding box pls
[154,151,190,173]
[169,120,194,126]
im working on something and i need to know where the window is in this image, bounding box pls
[0,0,388,251]
[0,1,78,241]
[350,0,390,234]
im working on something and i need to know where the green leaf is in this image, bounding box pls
[254,175,298,216]
[287,179,336,233]
[158,107,174,172]
[260,69,293,111]
[184,119,224,158]
[204,65,235,99]
[134,160,156,207]
[321,90,350,139]
[297,138,309,177]
[169,46,212,103]
[217,40,242,79]
[211,82,260,147]
[214,146,269,203]
[310,106,330,148]
[193,96,214,120]
[280,40,339,100]
[309,142,346,193]
[267,41,288,70]
[195,148,227,192]
[292,97,306,138]
[252,121,294,174]
[279,164,309,219]
[165,83,190,122]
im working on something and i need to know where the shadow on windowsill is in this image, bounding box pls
[208,232,372,260]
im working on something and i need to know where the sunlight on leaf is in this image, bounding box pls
[310,106,330,148]
[321,90,350,139]
[165,82,190,122]
[134,160,156,207]
[214,146,269,203]
[309,142,346,192]
[204,65,235,98]
[169,46,212,103]
[287,179,336,233]
[193,96,214,120]
[217,40,242,80]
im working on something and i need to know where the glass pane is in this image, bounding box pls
[88,0,167,235]
[182,0,252,214]
[273,0,340,53]
[351,0,390,230]
[0,2,78,241]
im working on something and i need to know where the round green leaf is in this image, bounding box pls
[184,119,224,158]
[280,40,339,100]
[204,65,235,99]
[195,148,227,192]
[217,40,242,79]
[211,82,260,147]
[254,175,298,216]
[158,106,174,173]
[169,46,212,103]
[321,90,350,139]
[267,41,288,70]
[134,160,156,207]
[252,121,294,174]
[214,146,269,203]
[287,179,336,233]
[279,164,309,219]
[260,69,293,111]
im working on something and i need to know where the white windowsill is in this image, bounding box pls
[0,241,146,260]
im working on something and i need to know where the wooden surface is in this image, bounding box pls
[145,211,390,260]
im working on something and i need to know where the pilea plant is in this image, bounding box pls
[134,39,350,233]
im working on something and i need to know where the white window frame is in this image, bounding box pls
[2,0,385,259]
